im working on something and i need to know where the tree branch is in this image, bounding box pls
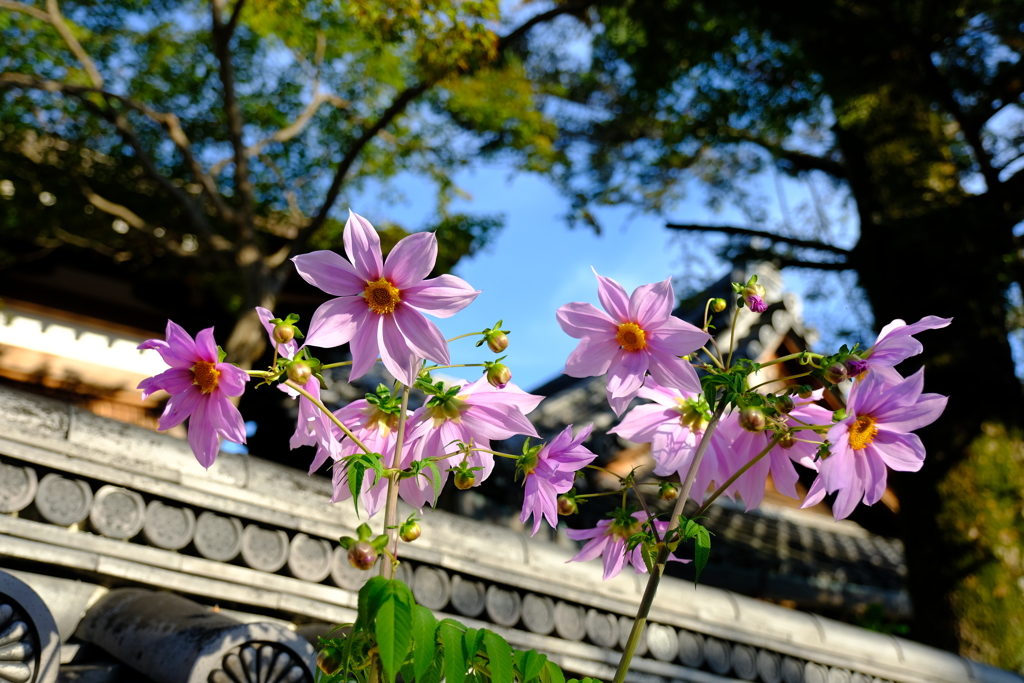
[1,0,104,88]
[665,223,854,256]
[718,126,847,179]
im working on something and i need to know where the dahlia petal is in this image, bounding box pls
[383,231,437,289]
[608,404,676,443]
[877,393,948,433]
[593,268,630,322]
[602,538,627,580]
[192,328,217,363]
[831,472,862,520]
[645,346,702,394]
[217,364,249,398]
[461,377,545,415]
[401,274,480,318]
[379,316,421,386]
[565,523,606,542]
[569,535,610,563]
[393,306,450,365]
[187,400,221,469]
[869,316,951,365]
[769,449,801,500]
[863,450,888,505]
[607,350,648,402]
[343,211,384,281]
[158,387,202,430]
[160,320,200,367]
[648,316,711,356]
[140,367,194,399]
[362,478,390,518]
[556,302,617,339]
[348,315,382,381]
[873,431,926,471]
[305,296,367,349]
[564,335,620,377]
[801,475,828,509]
[460,403,539,440]
[207,393,247,444]
[635,377,684,405]
[629,278,674,329]
[291,250,366,296]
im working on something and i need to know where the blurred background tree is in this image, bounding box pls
[0,0,574,363]
[533,0,1024,668]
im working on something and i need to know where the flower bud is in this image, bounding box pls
[347,540,378,570]
[659,481,680,501]
[778,433,796,449]
[742,285,768,313]
[844,358,868,378]
[485,362,512,389]
[399,521,421,543]
[287,361,313,385]
[824,363,848,384]
[775,395,794,414]
[711,298,727,313]
[797,388,813,399]
[454,470,475,490]
[273,323,295,344]
[317,649,344,675]
[738,407,767,432]
[486,331,509,353]
[557,494,577,516]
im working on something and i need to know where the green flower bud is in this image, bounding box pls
[485,362,512,389]
[775,395,794,414]
[711,298,727,313]
[399,520,421,543]
[778,433,796,449]
[287,360,312,385]
[738,407,767,432]
[273,323,295,344]
[486,331,509,353]
[557,494,578,516]
[317,649,344,675]
[454,470,475,490]
[347,540,378,570]
[824,363,848,384]
[659,481,680,501]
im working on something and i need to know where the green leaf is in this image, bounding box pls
[440,622,467,683]
[693,524,711,584]
[516,650,546,682]
[541,661,565,683]
[482,631,513,683]
[375,585,414,683]
[427,462,444,504]
[640,544,656,574]
[413,605,440,680]
[357,576,389,629]
[463,627,484,659]
[349,461,365,515]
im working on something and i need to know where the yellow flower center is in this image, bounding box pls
[192,361,220,394]
[610,518,641,540]
[616,322,647,352]
[364,278,401,315]
[848,416,878,450]
[362,405,399,438]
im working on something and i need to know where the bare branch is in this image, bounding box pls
[0,0,48,22]
[1,0,104,88]
[665,222,854,257]
[496,2,589,52]
[719,126,847,179]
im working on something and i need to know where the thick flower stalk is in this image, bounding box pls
[138,321,249,468]
[557,271,710,416]
[519,424,597,535]
[802,368,947,519]
[292,212,480,386]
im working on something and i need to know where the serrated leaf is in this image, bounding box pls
[413,605,439,680]
[375,586,413,683]
[349,462,365,515]
[358,576,389,629]
[427,462,443,505]
[517,650,546,682]
[482,631,513,683]
[440,622,467,683]
[541,660,565,683]
[421,656,445,683]
[640,544,655,574]
[463,627,483,659]
[694,524,711,584]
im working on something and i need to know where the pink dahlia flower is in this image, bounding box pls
[400,377,544,507]
[292,212,480,386]
[557,270,710,416]
[520,424,597,535]
[138,321,249,469]
[847,315,951,379]
[256,307,339,475]
[566,511,679,580]
[608,379,720,502]
[802,368,947,519]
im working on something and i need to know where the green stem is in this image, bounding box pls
[702,298,714,331]
[246,369,274,377]
[321,360,355,369]
[700,345,725,369]
[381,384,411,579]
[693,432,784,518]
[424,363,487,371]
[611,400,726,683]
[284,380,373,456]
[758,351,823,369]
[446,332,485,343]
[749,371,812,390]
[468,447,520,460]
[630,482,662,544]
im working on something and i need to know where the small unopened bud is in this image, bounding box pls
[317,649,343,675]
[832,408,848,422]
[659,481,680,501]
[778,433,796,449]
[557,494,577,516]
[824,363,848,384]
[738,407,767,432]
[347,540,378,570]
[742,285,768,313]
[454,471,475,490]
[775,395,794,414]
[486,331,509,354]
[287,361,312,385]
[273,323,295,344]
[399,520,421,543]
[797,388,813,399]
[485,362,512,389]
[845,358,868,378]
[711,298,727,313]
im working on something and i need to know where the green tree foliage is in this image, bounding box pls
[0,0,568,361]
[532,0,1024,666]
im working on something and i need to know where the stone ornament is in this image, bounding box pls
[781,656,804,683]
[804,662,827,683]
[756,648,782,683]
[0,463,36,514]
[194,512,244,562]
[208,643,309,683]
[0,571,60,683]
[34,475,92,527]
[484,586,521,628]
[411,567,450,611]
[644,623,677,662]
[552,602,585,642]
[449,576,486,618]
[730,643,757,680]
[616,617,646,657]
[521,594,555,636]
[677,630,704,668]
[287,534,332,583]
[89,486,146,540]
[583,609,617,649]
[241,526,289,574]
[704,637,731,675]
[143,501,197,551]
